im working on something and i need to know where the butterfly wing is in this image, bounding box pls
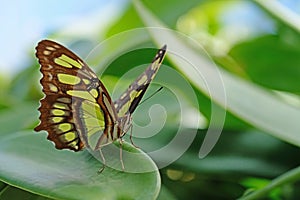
[35,40,120,151]
[114,45,167,118]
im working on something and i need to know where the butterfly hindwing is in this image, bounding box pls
[35,93,83,151]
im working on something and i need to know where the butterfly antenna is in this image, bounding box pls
[139,86,163,106]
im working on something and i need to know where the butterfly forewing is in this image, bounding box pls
[114,45,167,118]
[34,40,119,151]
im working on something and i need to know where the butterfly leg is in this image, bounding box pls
[97,148,106,174]
[119,139,125,171]
[129,124,140,149]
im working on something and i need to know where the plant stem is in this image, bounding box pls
[239,166,300,200]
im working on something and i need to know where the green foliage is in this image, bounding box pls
[1,0,300,199]
[230,35,300,92]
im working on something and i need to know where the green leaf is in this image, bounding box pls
[0,103,37,135]
[230,35,300,92]
[0,130,160,200]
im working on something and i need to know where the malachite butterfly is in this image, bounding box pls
[34,40,166,171]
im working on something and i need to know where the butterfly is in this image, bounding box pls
[34,39,166,171]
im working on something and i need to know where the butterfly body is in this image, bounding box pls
[34,40,166,157]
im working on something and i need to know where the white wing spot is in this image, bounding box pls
[43,50,51,55]
[46,46,56,51]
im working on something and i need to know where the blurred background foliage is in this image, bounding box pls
[1,0,300,199]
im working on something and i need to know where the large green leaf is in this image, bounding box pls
[0,129,160,200]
